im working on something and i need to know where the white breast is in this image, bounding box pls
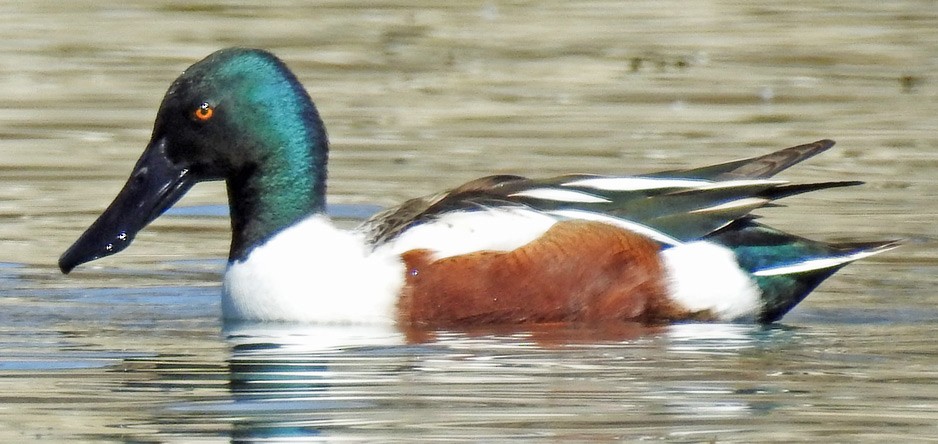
[223,215,405,323]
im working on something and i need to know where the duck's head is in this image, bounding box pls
[60,48,328,273]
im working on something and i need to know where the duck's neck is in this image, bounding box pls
[226,116,329,262]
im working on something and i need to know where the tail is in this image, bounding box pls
[707,219,900,323]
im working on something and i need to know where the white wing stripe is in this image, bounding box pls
[689,197,769,214]
[508,188,610,203]
[547,209,682,246]
[561,177,710,191]
[561,177,786,192]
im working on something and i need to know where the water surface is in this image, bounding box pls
[1,1,937,441]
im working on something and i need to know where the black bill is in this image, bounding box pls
[59,137,195,273]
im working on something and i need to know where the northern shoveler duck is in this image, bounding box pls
[59,48,897,327]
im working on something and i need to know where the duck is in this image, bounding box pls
[58,48,898,327]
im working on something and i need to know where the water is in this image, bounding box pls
[2,1,938,441]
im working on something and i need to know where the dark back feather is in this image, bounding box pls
[359,140,851,247]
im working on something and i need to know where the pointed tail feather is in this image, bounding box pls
[752,240,900,278]
[753,239,899,323]
[707,220,900,323]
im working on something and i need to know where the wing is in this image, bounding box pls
[359,140,855,247]
[646,139,835,180]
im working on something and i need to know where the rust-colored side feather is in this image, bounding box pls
[397,220,701,327]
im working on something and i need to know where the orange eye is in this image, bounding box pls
[193,102,214,121]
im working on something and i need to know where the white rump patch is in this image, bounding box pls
[508,188,609,203]
[660,241,761,321]
[223,215,405,324]
[378,207,558,260]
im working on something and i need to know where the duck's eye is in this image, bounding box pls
[193,102,214,121]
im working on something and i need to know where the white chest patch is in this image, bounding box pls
[660,241,761,321]
[223,215,405,324]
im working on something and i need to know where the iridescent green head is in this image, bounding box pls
[60,48,330,272]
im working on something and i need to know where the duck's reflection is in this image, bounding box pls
[218,322,790,442]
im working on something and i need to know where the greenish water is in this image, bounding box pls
[1,1,937,441]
